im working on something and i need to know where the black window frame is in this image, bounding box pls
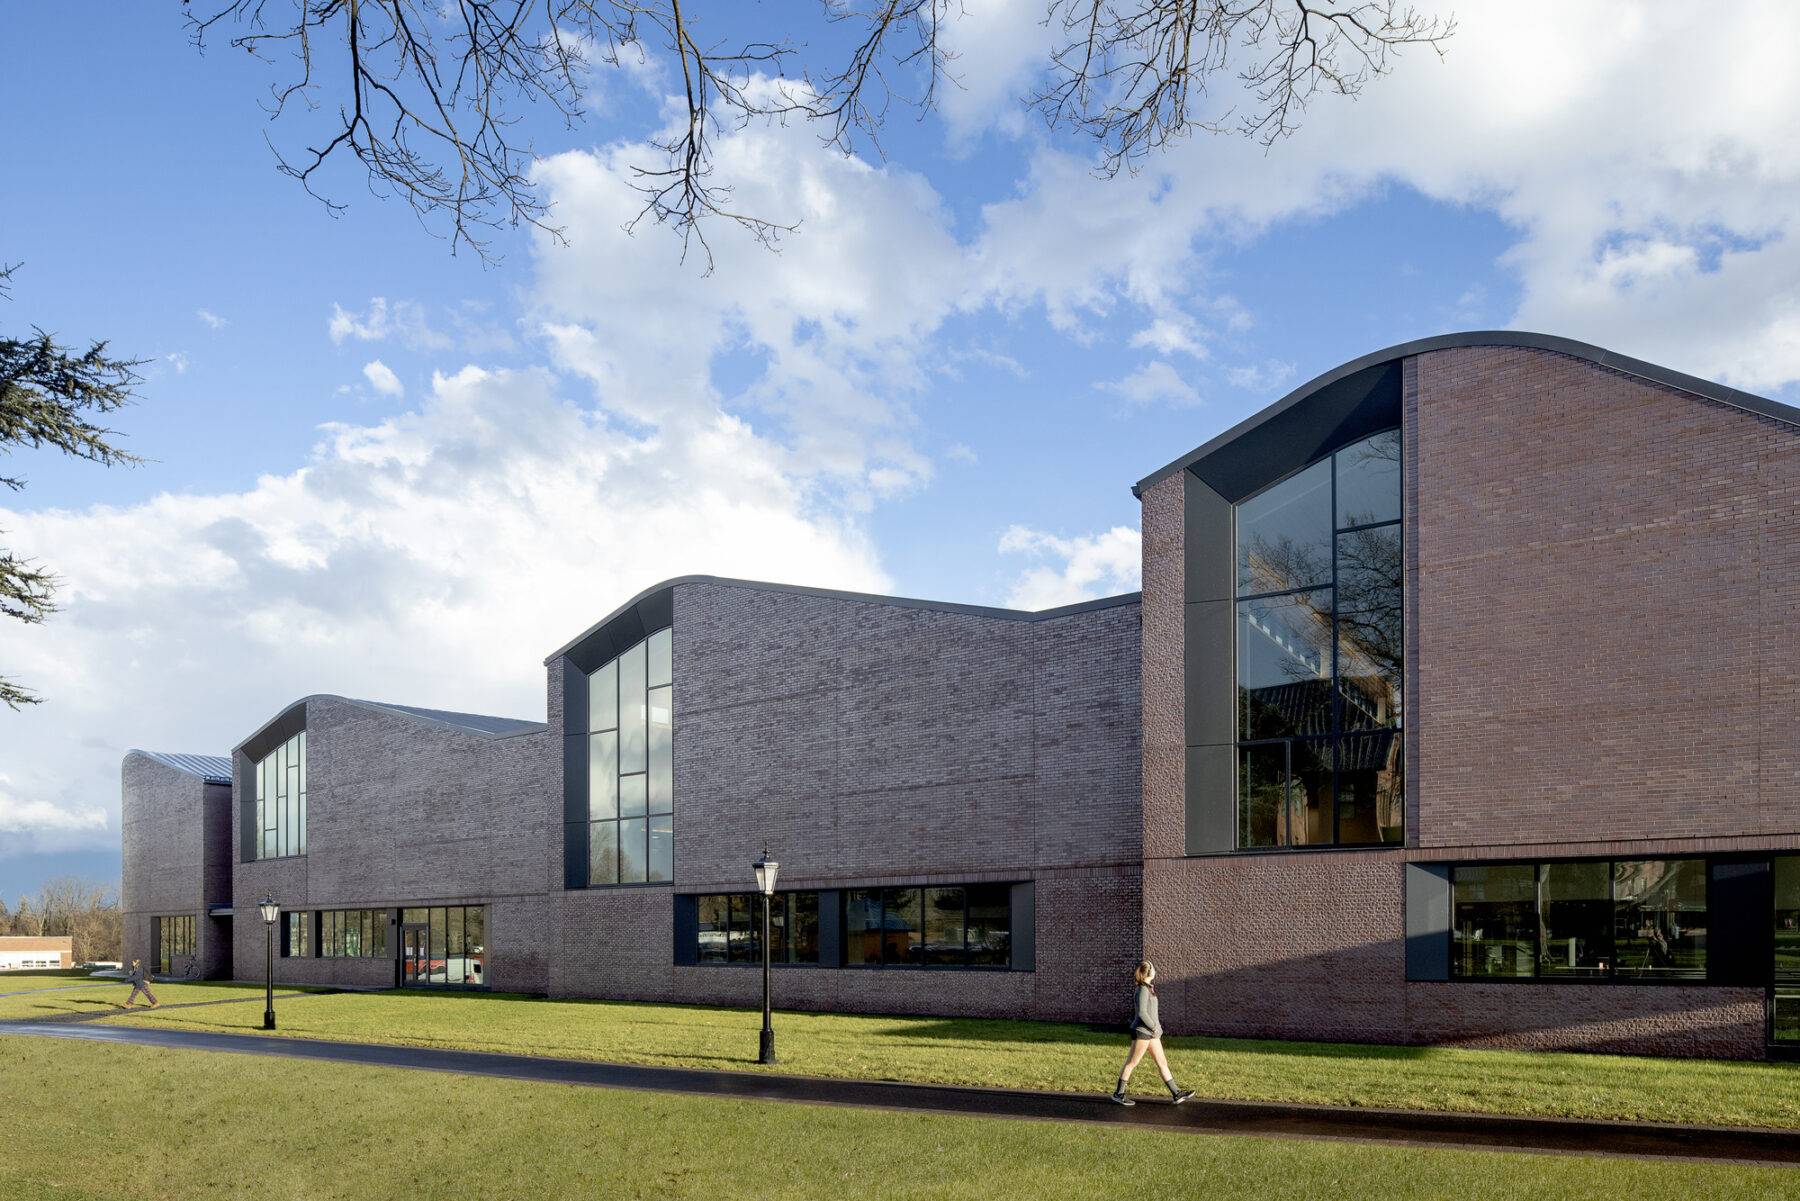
[1445,855,1712,985]
[692,891,821,967]
[1233,427,1404,851]
[840,884,1013,971]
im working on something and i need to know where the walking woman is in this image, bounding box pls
[120,959,159,1009]
[1109,960,1192,1105]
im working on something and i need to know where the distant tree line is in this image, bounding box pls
[0,877,121,964]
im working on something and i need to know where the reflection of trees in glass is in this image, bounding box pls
[1335,524,1403,727]
[1240,535,1330,599]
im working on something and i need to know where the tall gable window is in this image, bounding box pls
[1235,428,1402,847]
[255,731,307,859]
[587,627,673,884]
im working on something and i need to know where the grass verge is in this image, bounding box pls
[101,989,1800,1128]
[0,973,310,1022]
[0,1036,1792,1201]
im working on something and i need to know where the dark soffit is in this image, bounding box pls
[1133,330,1800,498]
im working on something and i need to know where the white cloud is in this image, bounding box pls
[0,775,107,834]
[0,363,890,850]
[997,525,1142,610]
[329,298,455,351]
[951,3,1800,395]
[196,309,228,330]
[945,443,978,465]
[1225,360,1298,393]
[164,352,189,374]
[1130,315,1207,358]
[1095,360,1203,409]
[362,360,404,397]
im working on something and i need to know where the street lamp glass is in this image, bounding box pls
[753,856,779,895]
[259,897,280,925]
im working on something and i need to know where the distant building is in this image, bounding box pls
[0,937,73,971]
[123,333,1800,1058]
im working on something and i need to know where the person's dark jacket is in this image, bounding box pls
[1129,984,1161,1039]
[128,964,147,987]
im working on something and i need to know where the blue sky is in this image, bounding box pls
[4,3,1798,901]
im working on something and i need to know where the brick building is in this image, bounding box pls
[0,937,74,971]
[123,332,1800,1057]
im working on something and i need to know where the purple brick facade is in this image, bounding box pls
[121,754,232,979]
[121,333,1800,1058]
[1140,340,1800,1059]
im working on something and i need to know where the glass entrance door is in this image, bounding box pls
[402,926,430,987]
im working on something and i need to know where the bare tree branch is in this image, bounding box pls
[184,2,1452,264]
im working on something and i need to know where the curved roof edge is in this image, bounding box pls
[231,695,545,757]
[1133,330,1800,497]
[125,750,233,785]
[545,575,1144,665]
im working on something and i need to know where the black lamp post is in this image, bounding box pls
[753,852,779,1064]
[258,895,279,1030]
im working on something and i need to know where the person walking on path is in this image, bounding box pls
[1110,960,1193,1106]
[120,960,159,1009]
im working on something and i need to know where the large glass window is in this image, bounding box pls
[1236,429,1402,848]
[587,627,673,885]
[156,914,195,974]
[692,892,820,965]
[254,731,307,859]
[400,905,485,987]
[1775,858,1800,1044]
[320,909,389,959]
[282,911,311,958]
[1450,858,1707,981]
[841,885,1011,969]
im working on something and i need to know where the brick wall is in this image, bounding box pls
[548,580,1143,1022]
[121,755,225,978]
[1139,344,1799,1058]
[1412,345,1800,848]
[230,696,557,994]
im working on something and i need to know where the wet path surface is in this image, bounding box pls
[4,1021,1796,1167]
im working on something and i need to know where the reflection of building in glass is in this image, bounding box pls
[121,332,1800,1059]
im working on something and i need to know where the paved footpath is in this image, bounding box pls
[4,1020,1797,1168]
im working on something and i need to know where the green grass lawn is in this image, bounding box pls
[100,989,1800,1129]
[0,1036,1790,1201]
[0,973,309,1022]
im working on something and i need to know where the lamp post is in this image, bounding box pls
[753,852,778,1064]
[258,895,279,1030]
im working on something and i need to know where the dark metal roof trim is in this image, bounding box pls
[1133,330,1800,496]
[232,695,545,756]
[126,750,234,785]
[544,576,1144,665]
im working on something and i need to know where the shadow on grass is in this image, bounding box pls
[878,1019,1439,1062]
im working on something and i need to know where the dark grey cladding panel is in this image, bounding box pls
[1184,601,1233,748]
[817,890,842,968]
[1183,474,1233,604]
[563,822,590,891]
[563,736,588,825]
[239,701,307,765]
[563,587,673,676]
[672,894,698,966]
[562,657,589,739]
[1190,362,1401,504]
[1405,863,1451,982]
[235,751,257,863]
[1010,881,1036,971]
[1184,745,1235,856]
[1709,859,1772,988]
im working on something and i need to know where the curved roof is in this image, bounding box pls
[1134,330,1800,496]
[545,575,1144,665]
[232,695,545,758]
[127,751,233,785]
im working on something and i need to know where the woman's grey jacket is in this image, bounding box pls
[1129,984,1161,1039]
